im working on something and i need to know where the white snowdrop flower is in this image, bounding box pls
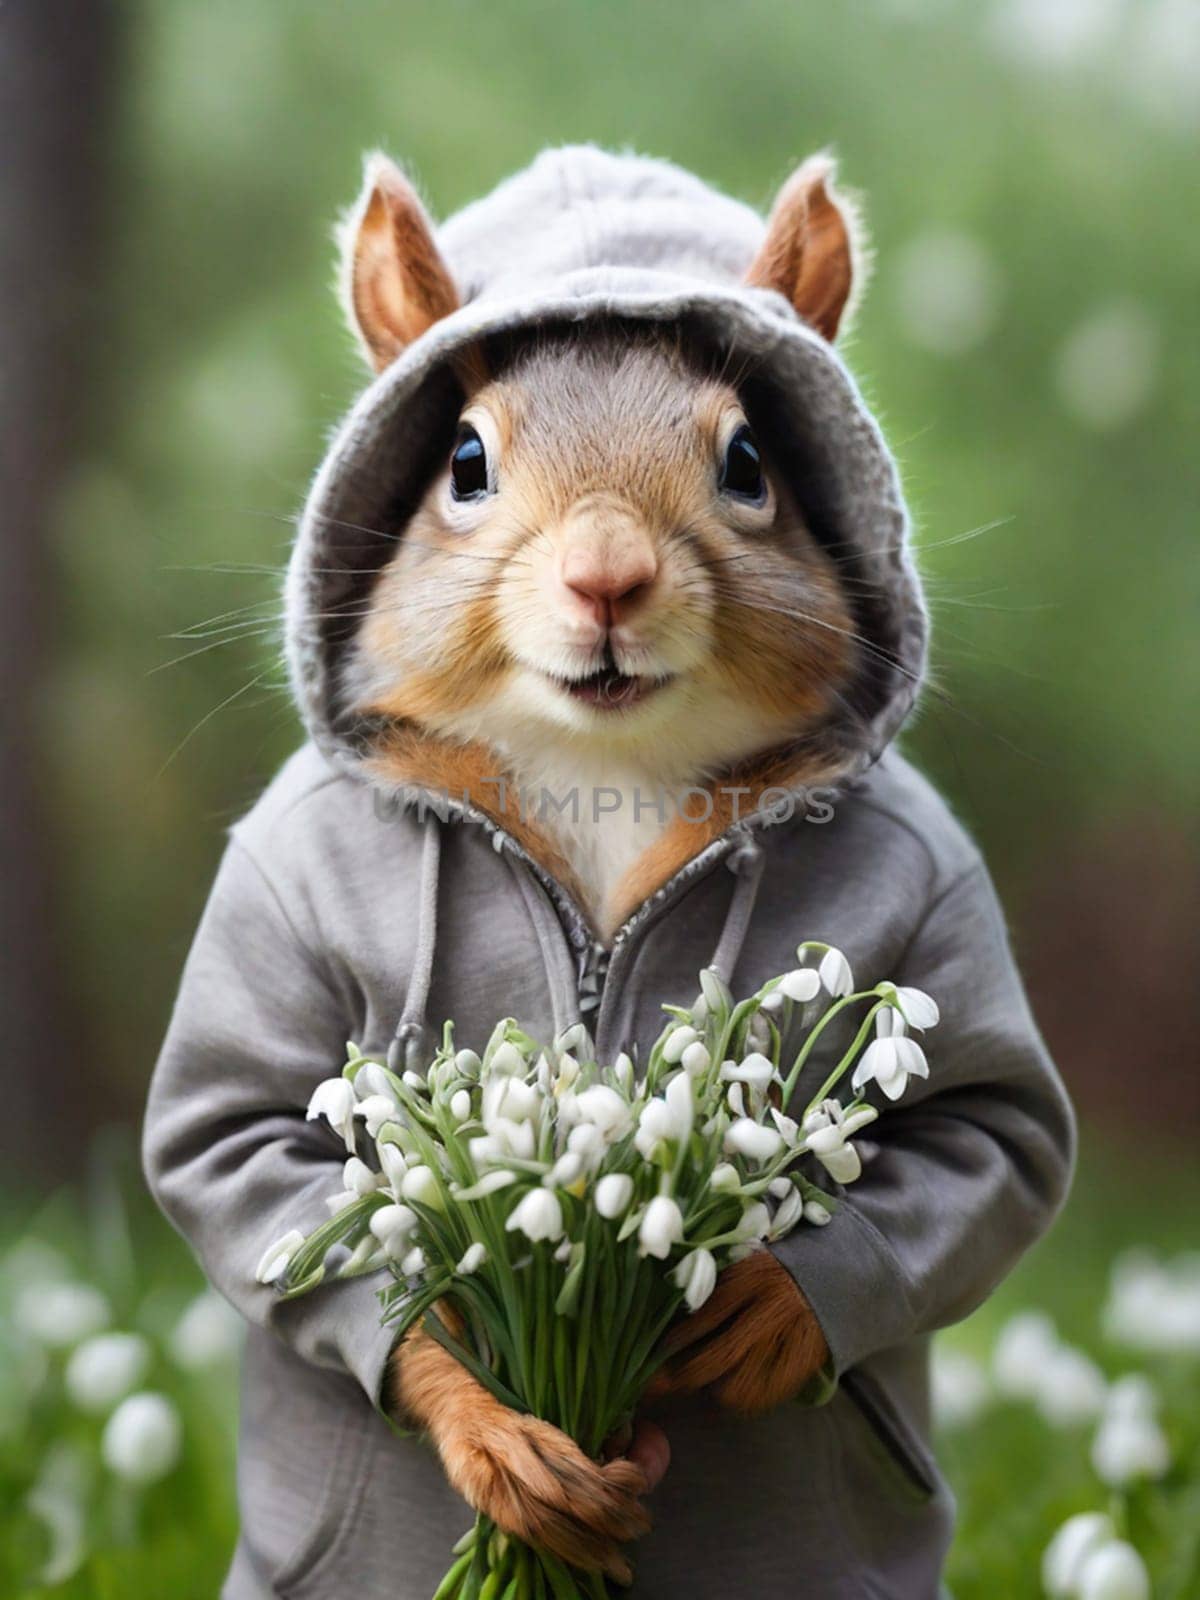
[1104,1374,1158,1422]
[555,1023,588,1055]
[735,1202,772,1242]
[1091,1411,1170,1486]
[378,1142,409,1195]
[681,1040,711,1077]
[760,989,785,1014]
[1077,1540,1151,1600]
[768,1177,793,1200]
[489,1041,526,1076]
[699,968,731,1013]
[325,1191,357,1215]
[353,1062,393,1100]
[709,1163,741,1194]
[726,1081,746,1118]
[483,1076,541,1126]
[454,1049,481,1077]
[992,1310,1060,1398]
[567,1122,606,1166]
[339,1236,386,1277]
[1056,301,1159,432]
[594,1173,635,1219]
[1042,1511,1117,1597]
[476,1117,535,1162]
[747,1013,771,1051]
[852,1010,929,1101]
[1036,1346,1108,1427]
[803,1101,880,1184]
[169,1291,242,1370]
[613,1052,635,1092]
[720,1053,776,1090]
[14,1282,112,1348]
[65,1333,151,1415]
[769,1107,802,1148]
[457,1243,488,1276]
[770,1187,805,1237]
[369,1204,418,1260]
[673,1248,718,1312]
[990,0,1121,71]
[817,947,854,998]
[574,1085,632,1140]
[894,229,1003,356]
[545,1152,585,1190]
[691,994,709,1027]
[803,1200,832,1226]
[306,1076,358,1153]
[889,986,940,1030]
[452,1170,518,1201]
[400,1246,426,1277]
[535,1054,553,1094]
[402,1070,426,1093]
[779,968,821,1003]
[639,1196,685,1260]
[101,1393,182,1485]
[930,1347,990,1429]
[342,1156,386,1198]
[554,1238,573,1263]
[506,1188,565,1244]
[634,1077,692,1159]
[724,1118,784,1163]
[401,1165,443,1209]
[662,1025,699,1064]
[355,1094,400,1138]
[554,1056,582,1095]
[450,1089,473,1124]
[256,1231,305,1286]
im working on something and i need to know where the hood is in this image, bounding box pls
[286,144,927,796]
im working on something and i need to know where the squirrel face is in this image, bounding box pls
[348,326,857,785]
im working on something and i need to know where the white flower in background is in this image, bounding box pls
[506,1189,565,1244]
[457,1243,488,1275]
[852,1010,929,1101]
[1035,1345,1107,1428]
[1103,1249,1200,1354]
[401,1165,444,1209]
[594,1173,635,1219]
[931,1346,990,1429]
[255,1231,305,1286]
[803,1100,879,1184]
[662,1025,699,1064]
[1055,301,1159,432]
[992,1310,1061,1398]
[573,1085,632,1141]
[894,229,1003,356]
[1077,1540,1151,1600]
[450,1089,473,1123]
[101,1392,183,1485]
[1042,1511,1117,1597]
[779,967,822,1003]
[354,1095,399,1137]
[1122,0,1200,132]
[342,1156,386,1198]
[65,1332,151,1415]
[1091,1409,1170,1486]
[639,1196,685,1259]
[169,1290,242,1370]
[724,1118,784,1163]
[709,1163,741,1194]
[720,1053,777,1090]
[989,0,1122,70]
[681,1040,711,1077]
[369,1204,418,1261]
[25,1447,88,1587]
[1104,1374,1158,1422]
[673,1248,718,1311]
[817,947,854,997]
[306,1077,358,1153]
[887,986,940,1030]
[14,1282,112,1348]
[769,1187,805,1237]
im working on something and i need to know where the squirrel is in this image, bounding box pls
[339,151,854,1580]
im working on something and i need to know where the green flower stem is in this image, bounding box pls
[802,999,890,1116]
[780,990,883,1105]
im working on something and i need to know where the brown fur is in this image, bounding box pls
[391,1316,651,1582]
[647,1250,829,1414]
[746,154,861,342]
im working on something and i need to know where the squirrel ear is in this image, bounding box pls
[338,154,459,371]
[745,155,865,342]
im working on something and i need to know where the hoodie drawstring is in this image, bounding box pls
[387,813,442,1073]
[706,837,766,987]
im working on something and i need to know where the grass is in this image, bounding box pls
[1,1131,1196,1598]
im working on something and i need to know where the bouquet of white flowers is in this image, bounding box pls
[259,942,938,1599]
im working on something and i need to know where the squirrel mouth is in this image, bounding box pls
[551,651,669,712]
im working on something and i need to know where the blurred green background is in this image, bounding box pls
[2,0,1198,1593]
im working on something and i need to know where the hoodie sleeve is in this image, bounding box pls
[770,857,1076,1375]
[142,835,399,1407]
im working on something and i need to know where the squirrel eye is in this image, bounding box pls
[720,424,765,502]
[450,423,489,501]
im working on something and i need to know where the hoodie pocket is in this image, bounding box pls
[270,1407,378,1599]
[839,1369,938,1505]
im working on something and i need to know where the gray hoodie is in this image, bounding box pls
[144,147,1074,1600]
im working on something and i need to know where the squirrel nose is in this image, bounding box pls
[559,515,659,629]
